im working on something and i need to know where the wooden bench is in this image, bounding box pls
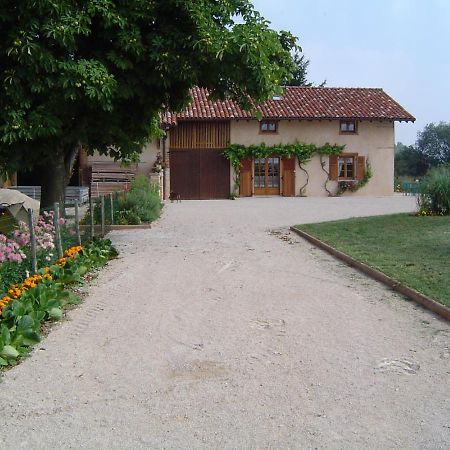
[90,162,138,197]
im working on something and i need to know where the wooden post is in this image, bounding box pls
[101,195,105,237]
[89,196,95,240]
[53,202,63,259]
[109,192,114,225]
[74,201,82,246]
[27,208,37,273]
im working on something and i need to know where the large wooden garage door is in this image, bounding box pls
[170,149,230,199]
[169,121,230,200]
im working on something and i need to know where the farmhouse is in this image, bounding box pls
[70,86,415,200]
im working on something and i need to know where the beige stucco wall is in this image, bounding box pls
[87,119,395,198]
[87,141,161,176]
[230,119,395,196]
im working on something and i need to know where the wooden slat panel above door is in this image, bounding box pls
[170,121,230,149]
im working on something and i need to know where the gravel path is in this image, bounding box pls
[1,196,450,450]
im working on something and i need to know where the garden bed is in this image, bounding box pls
[293,214,450,309]
[0,205,118,368]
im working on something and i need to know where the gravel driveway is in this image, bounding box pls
[1,196,449,450]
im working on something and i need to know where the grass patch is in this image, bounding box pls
[295,214,450,308]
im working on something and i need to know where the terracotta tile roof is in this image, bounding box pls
[162,86,415,125]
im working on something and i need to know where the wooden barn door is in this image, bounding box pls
[239,159,253,196]
[169,149,200,199]
[169,121,231,199]
[282,157,295,196]
[199,149,230,199]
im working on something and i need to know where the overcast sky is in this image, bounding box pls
[252,0,450,145]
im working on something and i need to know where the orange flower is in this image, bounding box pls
[64,245,83,258]
[0,295,13,314]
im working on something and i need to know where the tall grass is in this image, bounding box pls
[418,165,450,215]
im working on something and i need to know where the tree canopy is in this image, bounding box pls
[394,142,430,177]
[285,50,325,87]
[0,0,297,206]
[395,122,450,178]
[416,122,450,165]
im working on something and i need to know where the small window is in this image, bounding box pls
[340,120,357,134]
[260,120,278,133]
[338,154,356,179]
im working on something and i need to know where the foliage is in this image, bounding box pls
[416,122,450,165]
[223,141,344,193]
[394,123,450,178]
[295,214,450,308]
[395,142,431,177]
[0,210,61,291]
[91,176,162,225]
[336,162,373,196]
[417,165,450,215]
[0,234,26,264]
[0,0,298,207]
[286,50,326,87]
[0,260,28,297]
[0,239,116,366]
[120,176,162,223]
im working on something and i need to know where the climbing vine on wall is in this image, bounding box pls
[336,161,373,196]
[223,141,345,194]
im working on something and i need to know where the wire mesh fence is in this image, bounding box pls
[1,175,162,289]
[0,191,129,280]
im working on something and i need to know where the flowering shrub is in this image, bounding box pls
[0,246,82,316]
[336,163,373,196]
[0,210,59,292]
[0,239,117,366]
[0,271,53,315]
[0,235,26,264]
[14,211,56,252]
[337,180,358,193]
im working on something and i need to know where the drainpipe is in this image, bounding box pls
[162,131,167,200]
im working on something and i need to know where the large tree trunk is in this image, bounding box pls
[39,145,80,213]
[39,151,67,212]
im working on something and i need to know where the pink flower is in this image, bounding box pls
[58,217,66,226]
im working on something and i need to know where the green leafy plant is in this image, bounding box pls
[223,141,344,196]
[335,162,373,196]
[89,176,162,225]
[0,260,29,295]
[118,176,162,223]
[0,238,117,367]
[418,165,450,215]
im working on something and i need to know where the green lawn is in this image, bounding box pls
[295,214,450,308]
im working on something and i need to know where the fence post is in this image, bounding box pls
[101,195,105,237]
[27,208,37,273]
[89,196,95,240]
[53,202,63,259]
[109,192,114,225]
[74,201,82,246]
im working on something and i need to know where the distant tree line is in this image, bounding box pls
[395,122,450,177]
